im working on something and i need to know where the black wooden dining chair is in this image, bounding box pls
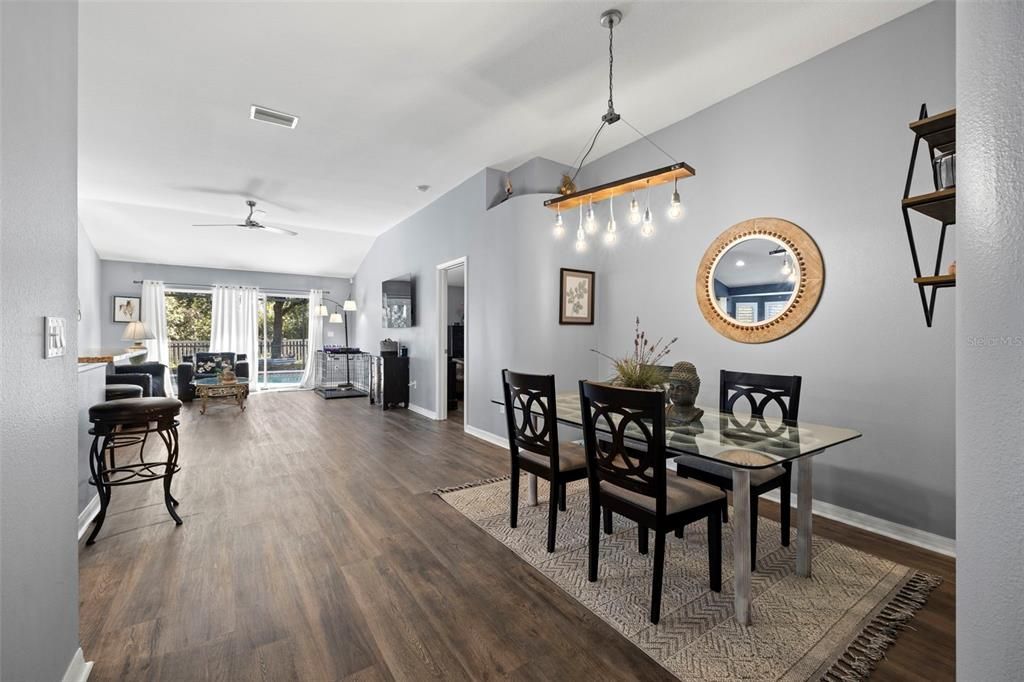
[675,370,802,571]
[579,380,725,624]
[502,370,588,553]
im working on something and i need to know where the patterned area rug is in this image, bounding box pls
[436,476,939,682]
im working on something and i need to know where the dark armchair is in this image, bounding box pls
[177,352,249,402]
[108,362,168,398]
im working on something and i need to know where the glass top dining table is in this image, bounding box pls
[493,391,862,625]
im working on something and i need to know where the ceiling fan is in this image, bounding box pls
[192,200,298,236]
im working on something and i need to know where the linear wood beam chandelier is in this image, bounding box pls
[548,9,696,251]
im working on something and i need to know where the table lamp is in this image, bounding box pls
[122,321,154,349]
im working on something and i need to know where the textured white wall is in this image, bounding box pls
[956,1,1024,676]
[0,1,82,679]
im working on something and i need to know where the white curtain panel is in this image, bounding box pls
[210,285,261,392]
[299,289,324,389]
[140,280,175,397]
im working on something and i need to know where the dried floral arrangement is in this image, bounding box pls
[591,317,678,389]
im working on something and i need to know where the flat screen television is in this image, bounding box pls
[382,275,415,328]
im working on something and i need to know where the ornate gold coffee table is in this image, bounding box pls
[192,377,249,414]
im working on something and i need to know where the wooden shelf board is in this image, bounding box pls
[544,162,695,212]
[914,274,956,288]
[909,109,956,149]
[903,187,955,223]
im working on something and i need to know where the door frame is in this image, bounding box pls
[435,256,467,424]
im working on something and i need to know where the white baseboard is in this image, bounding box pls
[62,648,93,682]
[761,489,956,557]
[464,425,509,450]
[77,495,100,541]
[407,403,438,420]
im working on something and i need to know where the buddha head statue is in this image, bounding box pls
[667,361,703,423]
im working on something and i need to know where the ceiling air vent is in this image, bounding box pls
[249,105,298,129]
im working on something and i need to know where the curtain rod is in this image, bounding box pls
[131,280,328,295]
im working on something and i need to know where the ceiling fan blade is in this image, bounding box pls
[257,224,299,237]
[192,223,246,227]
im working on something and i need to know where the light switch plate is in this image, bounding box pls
[44,316,67,358]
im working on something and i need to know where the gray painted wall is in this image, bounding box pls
[956,1,1024,676]
[0,1,82,679]
[352,171,603,436]
[572,1,956,538]
[78,223,103,349]
[353,2,955,538]
[99,260,351,350]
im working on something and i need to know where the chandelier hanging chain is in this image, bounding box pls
[602,13,621,124]
[607,18,615,117]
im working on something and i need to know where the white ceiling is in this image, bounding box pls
[78,0,925,278]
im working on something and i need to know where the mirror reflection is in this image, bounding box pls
[711,237,798,325]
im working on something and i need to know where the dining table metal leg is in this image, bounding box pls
[731,469,752,625]
[796,457,814,577]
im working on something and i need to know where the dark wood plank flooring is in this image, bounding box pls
[79,391,954,681]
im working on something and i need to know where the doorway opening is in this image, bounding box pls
[436,257,466,425]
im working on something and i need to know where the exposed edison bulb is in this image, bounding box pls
[575,233,588,252]
[604,215,618,244]
[576,226,585,242]
[787,269,798,283]
[628,195,641,225]
[554,209,564,229]
[641,207,654,237]
[780,258,792,276]
[553,223,565,238]
[668,189,684,220]
[584,201,597,234]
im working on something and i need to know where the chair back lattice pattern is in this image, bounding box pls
[720,370,802,426]
[501,370,560,469]
[578,381,667,510]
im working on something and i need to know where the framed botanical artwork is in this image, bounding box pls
[559,268,595,325]
[112,295,141,323]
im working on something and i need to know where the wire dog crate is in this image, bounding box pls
[314,350,370,399]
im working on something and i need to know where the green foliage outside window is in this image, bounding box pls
[164,292,309,364]
[166,292,212,341]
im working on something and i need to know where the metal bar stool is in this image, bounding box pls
[86,397,184,545]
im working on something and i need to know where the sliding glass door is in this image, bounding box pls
[257,294,309,389]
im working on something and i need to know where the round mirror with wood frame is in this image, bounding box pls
[696,217,824,343]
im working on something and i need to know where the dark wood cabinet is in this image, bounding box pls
[369,355,409,410]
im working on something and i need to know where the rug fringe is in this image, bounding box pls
[432,474,512,496]
[820,572,942,681]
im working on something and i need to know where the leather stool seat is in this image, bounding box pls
[105,383,144,401]
[85,396,184,545]
[89,397,182,426]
